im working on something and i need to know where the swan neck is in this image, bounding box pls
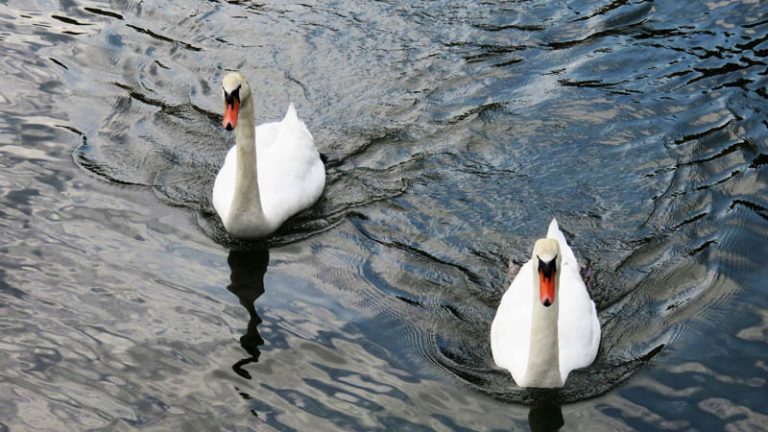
[230,96,265,227]
[525,263,562,387]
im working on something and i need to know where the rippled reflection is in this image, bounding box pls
[528,404,564,432]
[226,249,269,379]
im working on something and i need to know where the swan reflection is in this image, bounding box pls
[227,248,269,379]
[528,404,564,432]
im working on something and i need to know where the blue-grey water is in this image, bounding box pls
[1,0,767,430]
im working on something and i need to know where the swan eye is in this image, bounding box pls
[224,85,242,106]
[537,255,557,280]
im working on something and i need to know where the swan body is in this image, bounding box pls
[213,73,325,238]
[490,218,600,388]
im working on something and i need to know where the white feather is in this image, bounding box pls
[213,103,325,235]
[491,218,601,386]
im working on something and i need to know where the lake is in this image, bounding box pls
[0,0,766,430]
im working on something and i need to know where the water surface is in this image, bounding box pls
[1,0,767,430]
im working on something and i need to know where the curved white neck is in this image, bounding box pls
[524,265,562,387]
[228,96,267,235]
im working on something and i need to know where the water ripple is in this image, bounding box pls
[0,0,767,429]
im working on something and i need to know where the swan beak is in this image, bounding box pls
[539,269,556,307]
[223,99,239,131]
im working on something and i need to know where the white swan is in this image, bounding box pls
[490,218,600,388]
[213,72,325,238]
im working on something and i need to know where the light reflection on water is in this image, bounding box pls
[0,0,766,430]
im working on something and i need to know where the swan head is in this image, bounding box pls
[532,238,561,308]
[222,72,252,131]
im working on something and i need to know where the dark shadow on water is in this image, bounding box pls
[528,404,564,432]
[227,248,269,380]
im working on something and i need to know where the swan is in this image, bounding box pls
[490,218,600,388]
[213,72,325,238]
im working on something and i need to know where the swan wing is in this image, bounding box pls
[549,219,601,381]
[556,263,600,381]
[212,145,237,223]
[257,104,325,227]
[490,261,534,384]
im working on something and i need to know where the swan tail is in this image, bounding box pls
[546,218,563,242]
[546,217,579,266]
[284,103,299,122]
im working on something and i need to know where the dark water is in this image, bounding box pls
[1,0,767,430]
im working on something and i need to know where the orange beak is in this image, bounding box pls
[539,270,556,307]
[223,99,239,130]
